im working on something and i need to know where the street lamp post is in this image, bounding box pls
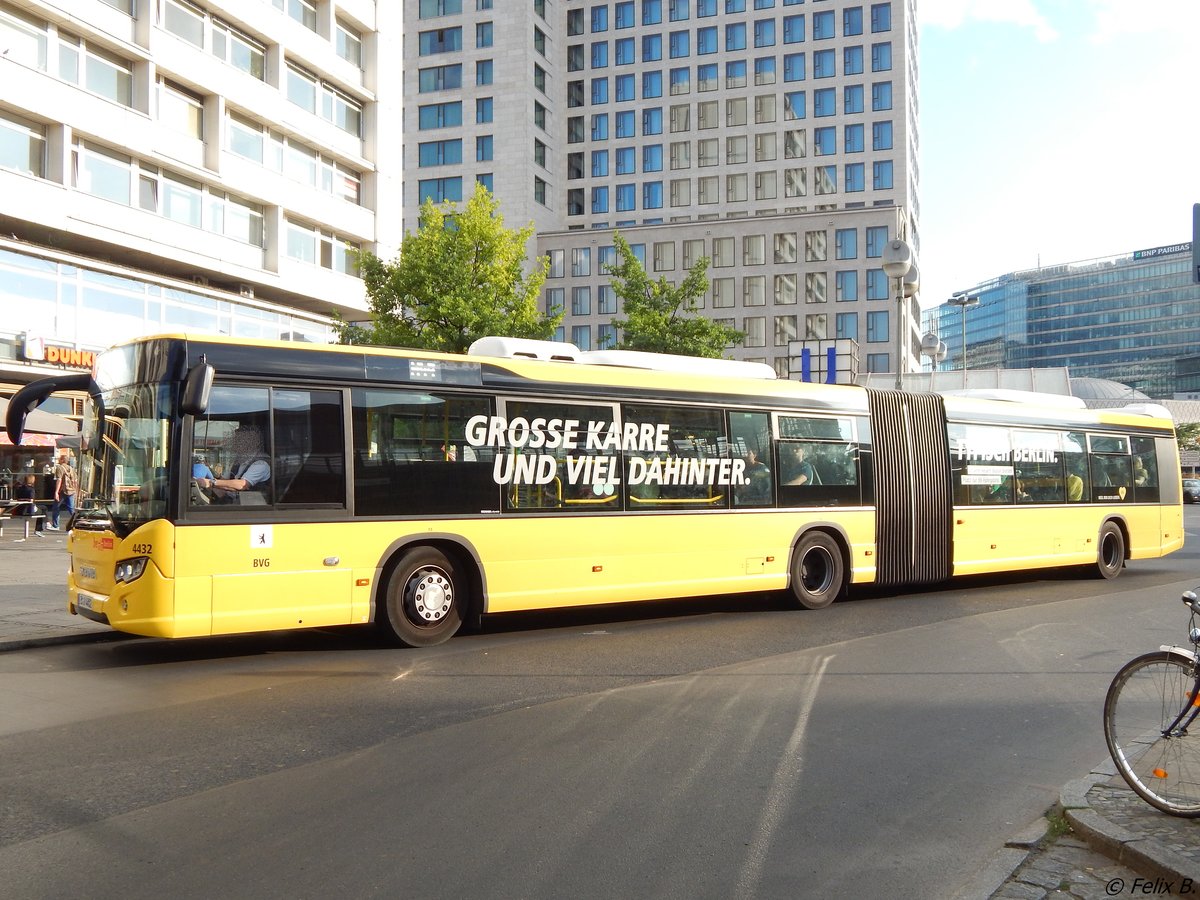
[881,239,914,389]
[947,292,979,383]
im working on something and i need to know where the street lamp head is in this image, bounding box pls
[881,238,913,279]
[902,260,920,298]
[947,292,980,310]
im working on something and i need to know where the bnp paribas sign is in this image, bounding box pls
[1131,242,1190,261]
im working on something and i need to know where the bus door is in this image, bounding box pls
[865,389,953,587]
[185,385,353,635]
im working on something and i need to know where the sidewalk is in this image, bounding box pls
[0,530,1196,894]
[0,527,120,650]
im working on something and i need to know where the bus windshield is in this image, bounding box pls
[78,382,174,535]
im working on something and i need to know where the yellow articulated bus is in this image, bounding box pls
[4,334,1184,647]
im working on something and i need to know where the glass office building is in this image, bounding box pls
[408,0,922,378]
[925,242,1200,399]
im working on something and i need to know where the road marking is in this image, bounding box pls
[734,653,833,900]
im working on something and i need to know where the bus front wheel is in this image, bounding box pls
[1095,521,1125,580]
[379,547,464,647]
[789,531,845,610]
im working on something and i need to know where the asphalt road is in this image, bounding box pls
[2,517,1199,899]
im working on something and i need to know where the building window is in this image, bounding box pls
[805,231,827,262]
[476,135,493,162]
[572,326,592,351]
[835,228,857,260]
[866,310,889,343]
[746,276,767,306]
[836,271,858,302]
[844,84,865,114]
[743,316,765,348]
[279,0,318,30]
[477,97,493,123]
[159,81,204,140]
[872,81,893,111]
[872,41,892,71]
[774,273,797,305]
[866,225,888,257]
[419,101,464,129]
[774,232,797,264]
[476,21,494,47]
[814,88,835,117]
[419,64,463,92]
[836,312,858,341]
[76,142,133,205]
[814,165,836,194]
[419,27,463,55]
[814,126,836,156]
[60,37,134,107]
[164,0,205,47]
[873,120,894,150]
[871,2,892,32]
[844,6,864,35]
[873,160,893,190]
[0,110,46,178]
[416,177,464,204]
[534,176,548,206]
[866,268,888,299]
[845,45,864,75]
[845,162,865,192]
[571,284,591,314]
[805,272,827,304]
[336,19,363,68]
[712,277,734,309]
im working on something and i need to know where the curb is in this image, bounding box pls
[0,630,131,653]
[1062,769,1200,885]
[951,817,1049,900]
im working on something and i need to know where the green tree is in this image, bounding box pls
[1176,422,1200,452]
[608,233,743,358]
[337,184,559,352]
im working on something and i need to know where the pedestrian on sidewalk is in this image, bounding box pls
[50,452,77,530]
[13,474,46,536]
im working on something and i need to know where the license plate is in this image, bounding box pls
[79,565,97,580]
[76,595,94,611]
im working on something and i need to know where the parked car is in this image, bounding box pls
[1184,479,1200,504]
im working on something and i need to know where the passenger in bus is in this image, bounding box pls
[737,449,772,504]
[1065,459,1086,502]
[781,444,815,486]
[1133,457,1149,486]
[195,426,271,502]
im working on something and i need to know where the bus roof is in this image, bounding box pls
[108,334,1176,431]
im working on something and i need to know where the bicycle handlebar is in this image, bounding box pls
[1183,591,1200,615]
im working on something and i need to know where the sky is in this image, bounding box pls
[916,0,1200,310]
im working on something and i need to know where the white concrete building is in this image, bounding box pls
[0,0,402,405]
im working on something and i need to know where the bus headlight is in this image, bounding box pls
[114,557,150,584]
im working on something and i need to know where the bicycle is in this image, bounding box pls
[1103,590,1200,817]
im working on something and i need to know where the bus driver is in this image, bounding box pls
[195,425,271,501]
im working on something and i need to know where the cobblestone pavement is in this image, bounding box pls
[980,770,1200,900]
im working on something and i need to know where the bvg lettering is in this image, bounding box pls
[253,558,271,568]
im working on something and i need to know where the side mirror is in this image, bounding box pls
[6,373,96,445]
[180,362,214,417]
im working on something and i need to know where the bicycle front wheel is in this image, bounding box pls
[1104,651,1200,817]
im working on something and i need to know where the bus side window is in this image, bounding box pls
[274,388,345,506]
[1132,437,1159,502]
[729,411,773,508]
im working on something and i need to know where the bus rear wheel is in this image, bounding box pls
[789,531,845,610]
[379,547,464,647]
[1096,521,1125,580]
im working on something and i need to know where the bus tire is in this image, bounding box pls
[1095,521,1125,580]
[789,531,844,610]
[379,546,464,647]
